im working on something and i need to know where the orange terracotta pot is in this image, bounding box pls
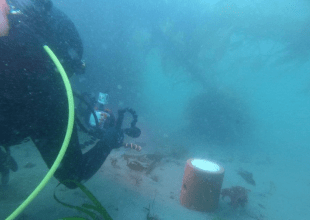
[180,158,225,212]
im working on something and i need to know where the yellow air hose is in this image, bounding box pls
[6,45,75,220]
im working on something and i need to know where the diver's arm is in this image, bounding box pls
[55,126,116,188]
[33,124,112,189]
[79,140,112,181]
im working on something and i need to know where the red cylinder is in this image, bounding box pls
[180,159,225,212]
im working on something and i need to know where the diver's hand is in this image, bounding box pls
[123,143,142,151]
[102,127,124,150]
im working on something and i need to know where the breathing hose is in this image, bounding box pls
[5,45,75,220]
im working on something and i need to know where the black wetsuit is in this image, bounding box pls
[0,1,116,188]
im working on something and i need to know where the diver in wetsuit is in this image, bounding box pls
[0,0,141,188]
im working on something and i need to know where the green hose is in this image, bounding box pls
[5,45,75,220]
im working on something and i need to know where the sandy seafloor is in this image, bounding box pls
[1,131,309,220]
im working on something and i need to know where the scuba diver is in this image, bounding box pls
[0,0,141,188]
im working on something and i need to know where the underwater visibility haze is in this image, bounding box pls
[1,0,310,219]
